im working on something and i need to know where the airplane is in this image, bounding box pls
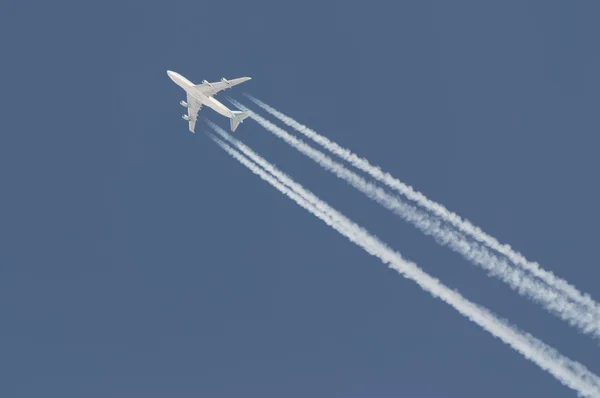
[167,70,252,133]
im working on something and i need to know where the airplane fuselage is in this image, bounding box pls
[167,70,233,118]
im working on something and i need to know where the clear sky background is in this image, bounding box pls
[1,1,599,397]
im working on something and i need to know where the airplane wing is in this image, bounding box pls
[186,93,202,132]
[193,77,251,98]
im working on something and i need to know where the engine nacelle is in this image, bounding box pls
[182,114,191,121]
[180,100,188,107]
[221,77,230,85]
[202,79,213,87]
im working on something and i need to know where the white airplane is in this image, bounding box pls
[167,70,252,133]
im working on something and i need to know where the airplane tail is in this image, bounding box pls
[230,110,251,132]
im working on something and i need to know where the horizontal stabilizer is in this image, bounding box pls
[230,110,251,132]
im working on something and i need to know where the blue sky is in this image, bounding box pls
[1,1,599,397]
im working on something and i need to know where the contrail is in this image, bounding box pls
[205,125,600,397]
[225,100,600,339]
[244,95,600,322]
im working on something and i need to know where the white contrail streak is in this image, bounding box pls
[225,100,600,339]
[205,124,600,397]
[244,95,600,322]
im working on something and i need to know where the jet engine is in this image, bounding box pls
[182,114,191,121]
[202,79,213,87]
[180,100,188,107]
[221,77,230,85]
